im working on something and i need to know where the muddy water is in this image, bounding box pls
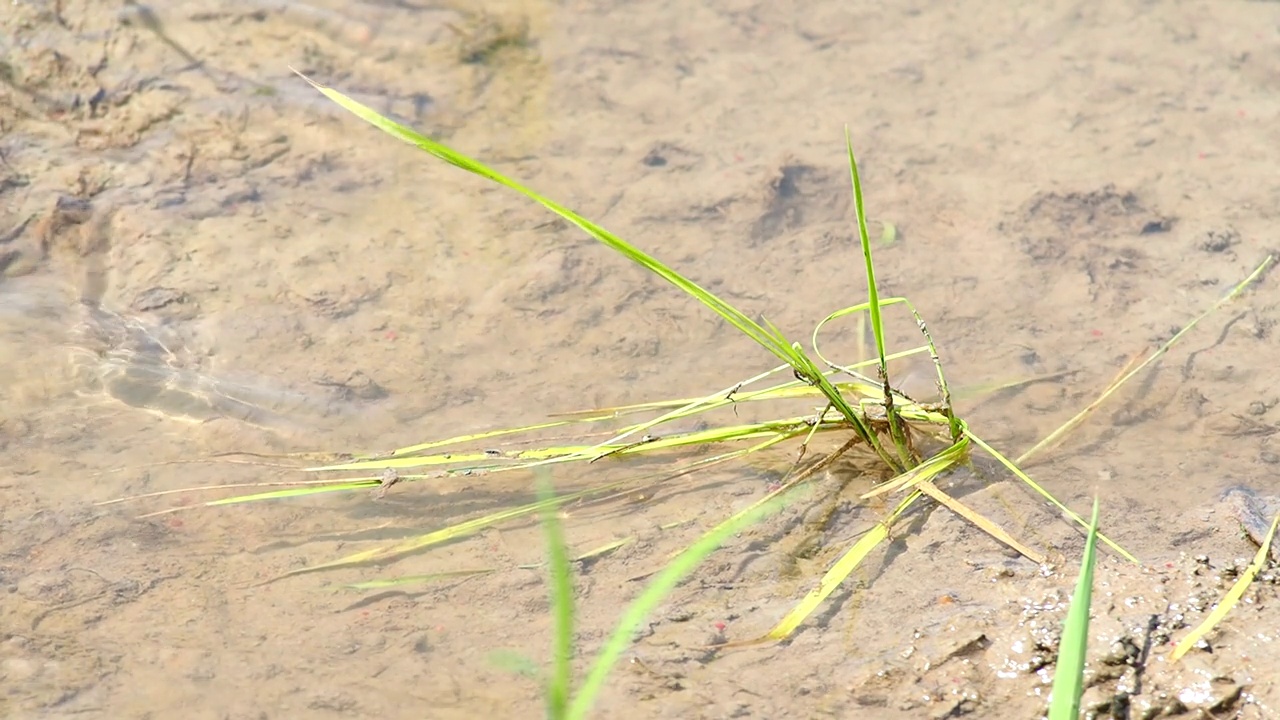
[3,1,1280,718]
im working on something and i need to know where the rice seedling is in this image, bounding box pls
[1047,497,1100,720]
[532,471,795,720]
[108,70,1275,653]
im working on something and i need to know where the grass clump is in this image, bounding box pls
[259,72,1147,600]
[107,70,1277,695]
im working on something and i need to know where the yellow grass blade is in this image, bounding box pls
[518,522,692,571]
[861,436,969,499]
[269,484,623,580]
[961,370,1079,398]
[366,420,585,459]
[811,296,920,371]
[756,489,923,643]
[272,433,797,581]
[715,435,863,531]
[310,420,824,474]
[1019,254,1274,465]
[966,430,1139,564]
[578,390,798,464]
[310,446,598,472]
[859,436,1045,564]
[566,367,794,459]
[553,374,884,419]
[1015,353,1143,466]
[915,482,1045,564]
[572,537,637,562]
[621,435,864,585]
[719,435,969,646]
[182,421,803,521]
[1169,511,1278,662]
[98,477,368,507]
[202,481,377,505]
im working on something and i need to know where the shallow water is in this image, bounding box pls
[3,0,1279,718]
[0,274,367,437]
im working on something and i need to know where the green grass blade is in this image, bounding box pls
[845,129,910,467]
[537,475,574,720]
[296,71,793,365]
[843,129,883,364]
[565,491,794,720]
[844,130,887,375]
[298,73,904,476]
[1049,497,1100,720]
[762,489,922,641]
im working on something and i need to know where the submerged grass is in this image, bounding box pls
[111,71,1277,668]
[536,471,794,720]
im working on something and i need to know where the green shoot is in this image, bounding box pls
[1048,497,1100,720]
[566,490,791,720]
[538,473,574,719]
[844,127,911,468]
[534,476,793,719]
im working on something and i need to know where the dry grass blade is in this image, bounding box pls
[915,482,1045,564]
[860,435,968,500]
[269,435,797,582]
[748,489,923,645]
[264,484,621,581]
[358,419,586,461]
[311,419,820,473]
[1169,511,1279,662]
[746,433,1038,642]
[967,430,1138,564]
[1019,254,1274,465]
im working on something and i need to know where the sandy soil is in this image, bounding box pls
[2,0,1279,718]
